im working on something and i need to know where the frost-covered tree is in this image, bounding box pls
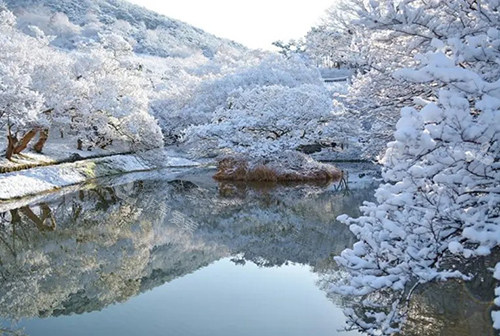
[27,40,78,151]
[185,84,339,158]
[180,55,349,159]
[152,54,321,145]
[305,25,355,69]
[1,5,164,156]
[69,46,163,150]
[0,7,46,159]
[272,39,306,59]
[146,47,263,144]
[2,0,256,154]
[334,1,500,334]
[327,0,495,159]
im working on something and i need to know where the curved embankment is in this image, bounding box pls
[0,150,200,200]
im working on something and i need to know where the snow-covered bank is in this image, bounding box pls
[0,149,199,200]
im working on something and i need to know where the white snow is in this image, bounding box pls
[493,310,500,330]
[0,151,199,200]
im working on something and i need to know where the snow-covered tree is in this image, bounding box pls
[1,4,165,156]
[69,46,163,150]
[1,0,256,153]
[326,0,493,159]
[0,7,46,159]
[305,25,355,69]
[27,41,78,151]
[146,48,262,144]
[272,39,306,59]
[152,54,320,145]
[334,1,500,334]
[180,55,349,159]
[184,84,338,158]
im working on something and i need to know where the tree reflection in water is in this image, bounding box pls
[0,171,369,320]
[318,259,497,336]
[0,168,494,335]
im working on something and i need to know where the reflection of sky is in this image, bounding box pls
[12,258,361,336]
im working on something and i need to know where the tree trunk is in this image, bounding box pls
[33,129,49,153]
[40,203,56,230]
[6,133,18,160]
[13,128,38,155]
[20,204,55,231]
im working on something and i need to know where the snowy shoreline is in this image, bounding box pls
[0,149,200,200]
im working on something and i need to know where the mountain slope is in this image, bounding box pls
[3,0,245,57]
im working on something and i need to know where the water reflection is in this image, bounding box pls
[0,169,370,324]
[0,167,493,335]
[318,269,496,335]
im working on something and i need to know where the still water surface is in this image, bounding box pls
[0,167,374,336]
[0,166,494,335]
[17,259,357,336]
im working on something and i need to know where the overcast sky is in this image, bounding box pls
[126,0,334,50]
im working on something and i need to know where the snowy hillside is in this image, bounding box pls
[3,0,244,57]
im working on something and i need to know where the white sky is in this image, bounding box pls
[126,0,334,50]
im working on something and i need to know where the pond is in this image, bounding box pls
[0,165,495,335]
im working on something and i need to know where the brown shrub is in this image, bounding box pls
[214,156,342,182]
[213,157,249,181]
[248,165,278,181]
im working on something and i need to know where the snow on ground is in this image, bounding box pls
[0,167,193,213]
[0,133,131,172]
[0,149,200,200]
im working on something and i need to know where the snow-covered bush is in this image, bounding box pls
[334,1,500,334]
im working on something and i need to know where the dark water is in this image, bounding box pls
[0,166,495,335]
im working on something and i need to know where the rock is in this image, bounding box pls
[68,153,83,161]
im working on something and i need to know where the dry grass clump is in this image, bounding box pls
[213,157,250,181]
[249,165,279,181]
[214,152,342,182]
